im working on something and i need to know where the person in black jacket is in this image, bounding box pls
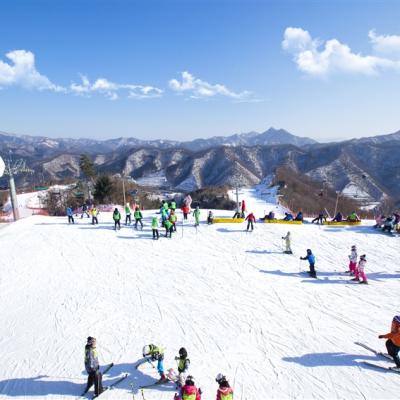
[83,337,104,396]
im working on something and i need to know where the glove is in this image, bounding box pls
[378,335,384,339]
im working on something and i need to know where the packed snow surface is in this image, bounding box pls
[0,186,399,399]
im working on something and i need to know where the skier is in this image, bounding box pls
[170,199,177,211]
[113,208,121,230]
[193,206,200,227]
[151,216,160,240]
[91,206,99,225]
[169,209,178,232]
[174,375,202,400]
[351,254,368,284]
[300,249,317,278]
[282,231,292,254]
[124,203,131,225]
[216,373,233,400]
[207,210,214,225]
[134,206,143,230]
[245,212,256,231]
[182,194,192,221]
[81,203,90,218]
[175,347,190,387]
[241,199,246,218]
[66,206,74,224]
[83,337,104,396]
[161,208,169,227]
[346,245,357,275]
[164,219,174,238]
[378,315,400,368]
[142,344,167,382]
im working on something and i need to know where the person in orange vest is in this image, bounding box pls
[378,315,400,368]
[216,373,233,400]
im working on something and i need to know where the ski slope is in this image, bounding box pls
[0,188,399,399]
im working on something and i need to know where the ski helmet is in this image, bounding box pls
[179,347,187,358]
[185,375,195,385]
[360,254,366,259]
[216,373,226,383]
[393,315,400,324]
[351,245,356,249]
[306,249,312,254]
[143,345,150,355]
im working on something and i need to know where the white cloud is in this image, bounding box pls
[0,50,65,91]
[70,75,163,100]
[282,27,400,76]
[169,71,252,100]
[369,29,400,57]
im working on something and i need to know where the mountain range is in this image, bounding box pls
[1,128,400,204]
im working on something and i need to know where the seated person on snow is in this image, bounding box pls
[282,212,294,221]
[294,211,303,221]
[332,212,343,222]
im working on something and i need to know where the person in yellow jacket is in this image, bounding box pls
[91,206,99,225]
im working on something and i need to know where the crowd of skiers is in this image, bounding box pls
[84,337,233,399]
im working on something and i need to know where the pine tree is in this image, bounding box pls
[79,154,96,181]
[94,175,114,203]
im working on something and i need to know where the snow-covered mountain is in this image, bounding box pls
[0,187,399,399]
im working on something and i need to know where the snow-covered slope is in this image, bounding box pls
[0,190,399,399]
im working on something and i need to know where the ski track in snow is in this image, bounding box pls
[0,186,399,399]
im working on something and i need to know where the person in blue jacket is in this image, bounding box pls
[295,211,303,221]
[66,206,74,224]
[300,249,317,278]
[283,212,294,221]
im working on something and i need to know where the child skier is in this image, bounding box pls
[175,347,190,387]
[300,249,317,278]
[378,315,400,369]
[91,206,99,225]
[351,254,368,284]
[216,373,233,400]
[207,211,214,225]
[169,209,178,232]
[81,203,90,218]
[142,344,167,382]
[66,206,74,224]
[134,206,143,230]
[151,216,159,240]
[245,212,256,231]
[83,337,104,396]
[174,375,201,400]
[113,208,121,230]
[346,245,357,275]
[193,206,200,227]
[124,203,131,225]
[282,231,292,254]
[164,219,174,238]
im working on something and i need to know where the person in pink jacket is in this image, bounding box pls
[216,373,233,400]
[174,375,202,400]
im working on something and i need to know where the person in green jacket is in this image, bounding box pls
[124,203,131,225]
[169,209,178,232]
[193,206,200,227]
[164,219,173,238]
[170,199,177,211]
[151,216,159,240]
[113,208,121,230]
[134,206,143,230]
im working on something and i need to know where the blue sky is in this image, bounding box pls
[1,0,400,142]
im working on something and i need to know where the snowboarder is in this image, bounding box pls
[91,206,99,225]
[300,249,317,278]
[283,212,294,221]
[282,231,292,254]
[134,206,143,230]
[215,373,233,400]
[312,212,326,224]
[81,203,90,218]
[193,206,200,227]
[346,245,357,275]
[124,203,131,225]
[175,347,190,387]
[382,216,394,233]
[66,206,74,224]
[83,337,104,396]
[378,315,400,368]
[151,216,160,240]
[245,212,256,231]
[294,211,303,222]
[351,254,368,284]
[262,211,275,221]
[164,219,174,238]
[174,375,201,400]
[207,211,214,225]
[142,344,167,382]
[332,212,343,222]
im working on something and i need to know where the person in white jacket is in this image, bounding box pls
[346,245,357,275]
[282,231,292,254]
[351,254,368,284]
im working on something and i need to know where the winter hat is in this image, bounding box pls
[306,249,312,254]
[393,315,400,324]
[216,373,226,383]
[360,254,366,260]
[179,347,187,358]
[185,375,195,385]
[87,336,96,345]
[351,245,356,249]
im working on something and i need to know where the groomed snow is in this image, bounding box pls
[0,188,399,399]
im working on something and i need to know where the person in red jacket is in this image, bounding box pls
[174,375,202,400]
[241,199,246,217]
[245,212,256,231]
[378,315,400,368]
[216,373,233,400]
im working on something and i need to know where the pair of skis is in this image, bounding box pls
[355,342,400,373]
[80,363,128,398]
